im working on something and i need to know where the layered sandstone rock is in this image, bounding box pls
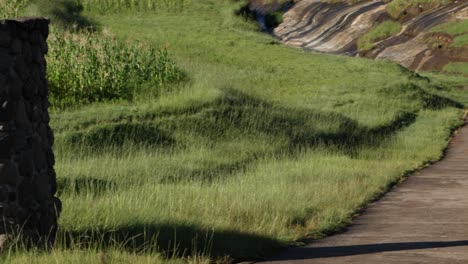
[272,0,468,70]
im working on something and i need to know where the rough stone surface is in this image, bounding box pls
[0,17,60,247]
[259,118,468,264]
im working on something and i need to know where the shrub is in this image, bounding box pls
[264,11,283,28]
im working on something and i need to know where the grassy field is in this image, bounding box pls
[444,62,468,75]
[2,0,468,263]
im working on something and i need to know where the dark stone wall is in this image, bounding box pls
[0,18,61,246]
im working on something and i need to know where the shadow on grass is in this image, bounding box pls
[58,223,283,260]
[56,177,117,196]
[33,0,98,30]
[56,85,463,184]
[167,89,422,153]
[269,240,468,260]
[60,123,175,148]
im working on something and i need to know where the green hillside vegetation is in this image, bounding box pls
[386,0,454,18]
[431,20,468,35]
[358,20,402,52]
[430,20,468,48]
[1,0,467,263]
[444,62,468,75]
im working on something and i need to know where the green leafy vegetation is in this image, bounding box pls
[430,20,468,48]
[358,20,402,52]
[386,0,454,18]
[430,20,468,36]
[265,11,283,28]
[0,0,29,18]
[452,34,468,48]
[79,0,191,13]
[2,0,467,263]
[47,28,184,108]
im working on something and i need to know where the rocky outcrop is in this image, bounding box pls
[272,0,468,70]
[0,18,60,246]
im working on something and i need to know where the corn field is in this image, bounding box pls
[47,28,184,108]
[79,0,191,13]
[0,0,29,18]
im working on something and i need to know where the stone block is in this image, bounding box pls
[0,161,19,185]
[7,70,23,100]
[31,105,42,122]
[22,41,32,63]
[11,132,28,152]
[0,133,12,158]
[14,55,30,80]
[0,100,15,121]
[0,123,8,132]
[32,45,42,64]
[0,53,14,73]
[0,31,11,47]
[14,101,32,130]
[29,30,41,45]
[0,73,7,96]
[18,150,34,179]
[10,38,22,55]
[39,35,48,54]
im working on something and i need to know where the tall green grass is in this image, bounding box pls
[443,62,468,75]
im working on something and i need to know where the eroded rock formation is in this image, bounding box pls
[0,18,60,247]
[272,0,468,71]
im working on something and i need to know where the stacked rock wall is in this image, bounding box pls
[0,18,60,246]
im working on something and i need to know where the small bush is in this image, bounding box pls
[264,11,283,28]
[47,28,185,108]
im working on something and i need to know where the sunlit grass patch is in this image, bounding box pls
[358,20,402,52]
[443,62,468,75]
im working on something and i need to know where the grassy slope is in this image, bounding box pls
[358,20,402,52]
[6,0,468,263]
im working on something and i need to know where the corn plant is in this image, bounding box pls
[0,0,30,18]
[47,28,184,108]
[78,0,191,13]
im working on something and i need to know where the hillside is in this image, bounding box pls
[1,0,468,263]
[251,0,468,73]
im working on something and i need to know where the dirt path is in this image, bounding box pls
[258,118,468,264]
